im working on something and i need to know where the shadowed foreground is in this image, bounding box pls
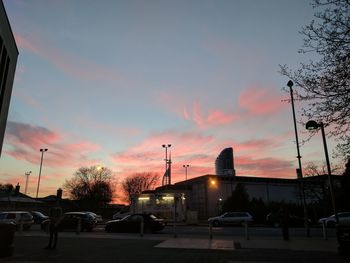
[1,236,349,263]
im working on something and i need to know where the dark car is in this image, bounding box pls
[30,211,48,224]
[41,212,96,232]
[266,212,311,227]
[105,213,165,233]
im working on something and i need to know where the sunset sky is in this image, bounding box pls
[0,0,341,201]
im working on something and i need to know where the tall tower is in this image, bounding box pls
[0,0,18,158]
[215,147,235,176]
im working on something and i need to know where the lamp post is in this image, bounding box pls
[97,165,103,181]
[24,171,32,195]
[162,144,171,185]
[36,148,48,198]
[287,80,310,237]
[183,164,189,180]
[305,120,339,225]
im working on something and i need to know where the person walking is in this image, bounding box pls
[44,206,62,250]
[279,206,290,241]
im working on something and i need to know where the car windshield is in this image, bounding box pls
[33,211,46,217]
[149,214,157,220]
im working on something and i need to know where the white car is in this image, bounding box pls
[208,212,253,226]
[0,211,34,230]
[318,212,350,227]
[84,212,103,223]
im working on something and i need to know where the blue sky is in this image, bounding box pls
[0,0,340,201]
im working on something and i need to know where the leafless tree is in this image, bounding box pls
[280,0,350,158]
[121,172,159,203]
[64,166,114,209]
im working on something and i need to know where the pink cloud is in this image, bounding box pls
[14,33,123,82]
[235,155,294,178]
[238,86,288,116]
[4,121,100,168]
[111,129,296,185]
[183,102,239,128]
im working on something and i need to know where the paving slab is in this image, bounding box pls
[155,238,235,250]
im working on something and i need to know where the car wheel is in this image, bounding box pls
[212,220,220,227]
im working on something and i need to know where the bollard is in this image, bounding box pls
[140,218,144,237]
[322,222,328,240]
[209,222,213,240]
[76,217,81,235]
[244,221,249,240]
[18,219,23,233]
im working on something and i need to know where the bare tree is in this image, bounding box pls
[64,166,114,210]
[280,0,350,158]
[304,161,342,177]
[121,172,159,203]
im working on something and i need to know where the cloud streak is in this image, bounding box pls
[4,121,100,168]
[14,32,123,82]
[111,130,295,183]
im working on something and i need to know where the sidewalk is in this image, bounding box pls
[155,237,338,252]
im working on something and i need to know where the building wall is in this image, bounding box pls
[0,1,18,157]
[183,177,301,219]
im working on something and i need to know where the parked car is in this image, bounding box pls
[208,212,253,226]
[265,212,311,227]
[41,212,96,232]
[105,213,165,233]
[318,212,350,227]
[83,211,102,223]
[30,211,49,224]
[0,211,34,230]
[112,206,130,220]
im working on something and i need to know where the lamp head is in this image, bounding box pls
[287,80,293,88]
[306,120,320,130]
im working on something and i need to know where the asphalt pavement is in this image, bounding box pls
[0,225,348,263]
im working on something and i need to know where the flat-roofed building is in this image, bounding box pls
[0,0,18,157]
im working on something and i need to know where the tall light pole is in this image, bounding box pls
[162,144,171,185]
[36,148,48,198]
[24,171,32,195]
[287,80,310,237]
[97,165,104,181]
[306,120,339,225]
[183,164,189,181]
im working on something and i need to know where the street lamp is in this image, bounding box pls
[162,144,171,185]
[36,148,48,198]
[24,171,32,195]
[97,165,104,180]
[287,80,310,237]
[183,164,189,180]
[306,120,339,225]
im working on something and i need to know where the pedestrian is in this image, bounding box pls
[279,207,290,241]
[44,206,62,250]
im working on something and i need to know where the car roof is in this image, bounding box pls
[65,212,87,215]
[0,211,30,214]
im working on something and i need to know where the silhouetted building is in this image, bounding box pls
[0,1,18,157]
[215,147,235,176]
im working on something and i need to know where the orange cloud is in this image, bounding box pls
[111,130,296,184]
